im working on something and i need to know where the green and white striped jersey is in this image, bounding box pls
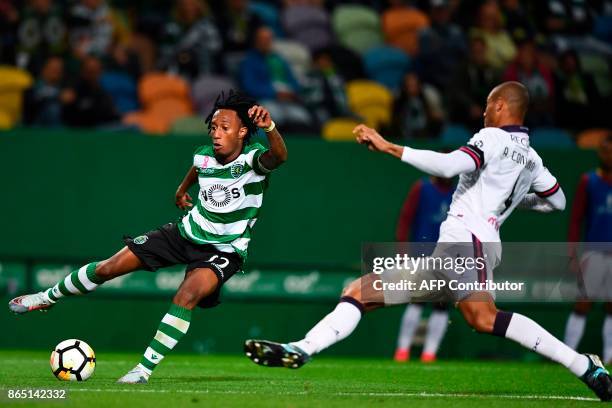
[177,142,270,259]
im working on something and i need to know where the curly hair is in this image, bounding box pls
[204,90,259,145]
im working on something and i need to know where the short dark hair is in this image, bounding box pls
[492,81,530,120]
[205,90,259,144]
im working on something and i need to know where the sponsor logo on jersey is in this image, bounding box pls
[230,161,245,178]
[133,235,148,245]
[206,184,232,207]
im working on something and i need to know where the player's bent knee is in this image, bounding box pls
[172,289,200,310]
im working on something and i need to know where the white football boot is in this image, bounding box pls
[8,292,55,314]
[117,364,151,384]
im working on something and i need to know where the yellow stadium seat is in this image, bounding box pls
[0,111,13,130]
[322,118,361,141]
[0,66,33,128]
[577,128,611,149]
[346,80,393,129]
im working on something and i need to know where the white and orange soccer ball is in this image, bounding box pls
[50,339,96,381]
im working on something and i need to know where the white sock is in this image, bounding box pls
[423,310,449,355]
[396,304,423,350]
[603,315,612,363]
[291,301,362,356]
[563,312,586,350]
[505,313,589,377]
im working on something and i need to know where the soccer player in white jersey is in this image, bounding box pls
[8,91,288,384]
[244,82,612,401]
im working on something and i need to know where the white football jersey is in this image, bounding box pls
[448,126,559,242]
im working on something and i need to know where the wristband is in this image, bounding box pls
[264,121,276,133]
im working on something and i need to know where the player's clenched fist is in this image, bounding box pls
[248,105,272,129]
[353,124,390,153]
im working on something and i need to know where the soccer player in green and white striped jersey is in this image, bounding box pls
[8,91,288,384]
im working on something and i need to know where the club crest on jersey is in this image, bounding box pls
[230,161,245,178]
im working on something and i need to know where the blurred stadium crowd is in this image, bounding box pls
[0,0,610,142]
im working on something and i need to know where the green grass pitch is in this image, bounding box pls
[0,350,601,407]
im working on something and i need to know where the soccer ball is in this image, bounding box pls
[50,339,96,381]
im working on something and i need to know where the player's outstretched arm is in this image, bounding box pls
[353,124,475,178]
[518,188,566,213]
[249,105,288,171]
[175,166,197,210]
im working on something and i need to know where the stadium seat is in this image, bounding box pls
[346,80,393,129]
[363,46,411,92]
[192,75,236,117]
[272,40,311,86]
[594,15,612,46]
[123,112,171,135]
[332,5,383,55]
[100,71,138,115]
[149,99,192,117]
[249,1,283,37]
[322,118,361,141]
[281,5,332,51]
[530,127,575,148]
[124,72,193,134]
[0,110,12,130]
[0,66,33,128]
[139,72,190,109]
[171,115,206,136]
[440,124,472,146]
[382,7,430,56]
[577,128,611,149]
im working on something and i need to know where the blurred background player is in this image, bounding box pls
[394,173,455,362]
[564,133,612,363]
